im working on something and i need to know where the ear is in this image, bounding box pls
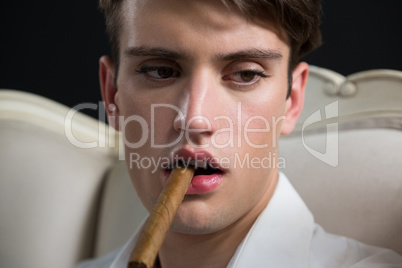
[99,55,120,130]
[280,62,309,135]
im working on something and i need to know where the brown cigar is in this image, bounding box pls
[128,166,195,268]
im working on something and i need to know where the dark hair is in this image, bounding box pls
[99,0,322,96]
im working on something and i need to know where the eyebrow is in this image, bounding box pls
[216,49,283,61]
[124,46,183,60]
[124,46,282,61]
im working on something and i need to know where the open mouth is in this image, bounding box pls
[166,160,224,176]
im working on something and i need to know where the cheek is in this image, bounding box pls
[239,102,285,148]
[150,105,179,145]
[129,173,161,212]
[117,92,179,148]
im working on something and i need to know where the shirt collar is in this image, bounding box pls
[111,172,315,268]
[227,172,315,268]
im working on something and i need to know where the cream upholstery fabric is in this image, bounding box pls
[280,66,402,254]
[1,66,401,268]
[93,162,148,257]
[0,91,118,268]
[280,128,402,254]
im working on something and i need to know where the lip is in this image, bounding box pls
[163,170,224,194]
[163,148,226,195]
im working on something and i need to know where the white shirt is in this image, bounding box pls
[76,173,402,268]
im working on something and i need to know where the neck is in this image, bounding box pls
[158,172,278,268]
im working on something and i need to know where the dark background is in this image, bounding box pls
[1,0,401,119]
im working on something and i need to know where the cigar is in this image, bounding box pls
[128,166,195,268]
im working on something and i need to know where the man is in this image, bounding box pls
[77,0,402,267]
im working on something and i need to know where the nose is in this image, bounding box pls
[173,71,220,144]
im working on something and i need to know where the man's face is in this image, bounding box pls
[102,0,305,234]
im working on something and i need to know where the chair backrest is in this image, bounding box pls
[280,66,402,254]
[0,90,118,268]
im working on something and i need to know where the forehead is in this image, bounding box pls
[119,0,289,60]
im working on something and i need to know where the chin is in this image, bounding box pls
[170,222,211,235]
[170,207,228,235]
[170,220,221,235]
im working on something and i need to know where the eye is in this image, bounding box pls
[223,70,269,85]
[136,66,180,79]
